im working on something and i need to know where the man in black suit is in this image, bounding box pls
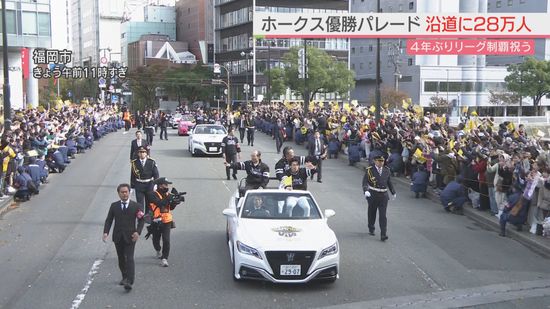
[103,183,145,291]
[131,146,159,211]
[130,130,150,161]
[307,130,327,183]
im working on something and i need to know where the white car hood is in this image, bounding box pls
[239,219,335,251]
[193,134,224,143]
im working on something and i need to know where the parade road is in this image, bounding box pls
[1,128,549,309]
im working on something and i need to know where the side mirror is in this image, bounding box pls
[223,208,237,217]
[324,209,336,218]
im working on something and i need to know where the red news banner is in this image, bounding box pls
[407,39,535,55]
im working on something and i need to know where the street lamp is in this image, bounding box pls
[240,51,254,105]
[204,63,231,111]
[375,0,381,123]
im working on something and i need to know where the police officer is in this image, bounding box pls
[362,154,396,242]
[143,112,155,146]
[221,127,241,180]
[280,157,317,191]
[237,113,247,144]
[131,146,159,212]
[146,177,182,267]
[245,114,255,146]
[225,150,270,189]
[275,146,307,181]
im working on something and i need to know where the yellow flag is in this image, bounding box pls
[414,149,426,164]
[319,101,324,108]
[332,102,340,111]
[369,105,376,113]
[362,109,369,116]
[471,110,478,117]
[413,105,423,116]
[458,149,464,157]
[351,100,358,107]
[537,129,546,138]
[402,99,409,110]
[462,106,469,114]
[449,139,455,150]
[343,103,351,112]
[282,176,292,188]
[507,122,515,132]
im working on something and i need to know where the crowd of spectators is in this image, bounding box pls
[0,105,123,201]
[186,102,550,238]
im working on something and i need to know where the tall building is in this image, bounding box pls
[214,0,349,104]
[121,5,176,66]
[0,0,52,108]
[70,0,149,66]
[350,0,511,111]
[487,0,550,65]
[175,0,214,64]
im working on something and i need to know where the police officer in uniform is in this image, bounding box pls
[146,177,182,267]
[221,127,241,180]
[275,146,307,181]
[225,150,270,189]
[131,146,159,212]
[362,154,396,241]
[237,113,247,144]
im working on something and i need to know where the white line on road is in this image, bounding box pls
[408,257,443,291]
[221,181,231,192]
[70,256,105,309]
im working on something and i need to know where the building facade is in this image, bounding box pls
[121,5,177,66]
[0,0,52,108]
[175,0,214,64]
[127,34,194,71]
[214,0,349,105]
[486,0,550,65]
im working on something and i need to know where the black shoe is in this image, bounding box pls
[226,176,230,180]
[317,180,322,183]
[232,174,237,180]
[444,207,451,212]
[381,235,388,242]
[415,192,419,198]
[368,231,375,236]
[119,278,127,286]
[124,282,132,291]
[499,232,506,237]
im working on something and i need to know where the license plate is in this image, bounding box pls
[208,147,217,152]
[280,265,301,276]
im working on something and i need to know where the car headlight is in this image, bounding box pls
[236,241,263,260]
[319,242,338,259]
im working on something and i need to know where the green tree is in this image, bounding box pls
[126,64,168,111]
[265,67,286,100]
[488,90,520,106]
[282,46,355,100]
[505,57,550,115]
[165,65,214,103]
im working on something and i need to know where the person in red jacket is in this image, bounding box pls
[472,152,489,211]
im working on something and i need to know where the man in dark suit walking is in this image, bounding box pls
[130,131,150,161]
[103,183,145,291]
[307,130,327,183]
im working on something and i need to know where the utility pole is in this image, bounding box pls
[303,39,309,115]
[375,0,381,123]
[266,40,271,105]
[2,0,12,131]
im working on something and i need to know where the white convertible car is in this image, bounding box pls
[188,124,227,156]
[222,188,339,283]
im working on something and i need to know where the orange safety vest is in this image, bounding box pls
[149,191,173,223]
[123,111,130,121]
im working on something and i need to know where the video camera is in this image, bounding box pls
[170,187,187,203]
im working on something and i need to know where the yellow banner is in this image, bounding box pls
[369,105,376,113]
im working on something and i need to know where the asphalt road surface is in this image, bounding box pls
[1,127,550,309]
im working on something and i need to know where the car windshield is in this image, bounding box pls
[194,125,227,135]
[241,192,321,220]
[173,113,182,119]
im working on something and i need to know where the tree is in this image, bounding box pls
[164,66,214,104]
[265,67,286,100]
[488,90,520,106]
[126,64,168,111]
[366,87,409,110]
[282,46,355,100]
[505,57,550,115]
[428,96,450,114]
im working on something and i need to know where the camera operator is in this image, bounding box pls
[146,177,183,267]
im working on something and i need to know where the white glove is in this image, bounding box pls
[391,194,397,201]
[364,191,371,198]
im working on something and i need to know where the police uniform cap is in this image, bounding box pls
[373,154,385,161]
[154,177,172,185]
[137,145,147,152]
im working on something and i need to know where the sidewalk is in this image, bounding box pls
[330,150,550,258]
[0,196,15,217]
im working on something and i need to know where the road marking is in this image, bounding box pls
[221,181,231,192]
[408,257,443,291]
[70,255,105,309]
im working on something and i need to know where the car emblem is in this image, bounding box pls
[272,226,301,238]
[286,252,295,262]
